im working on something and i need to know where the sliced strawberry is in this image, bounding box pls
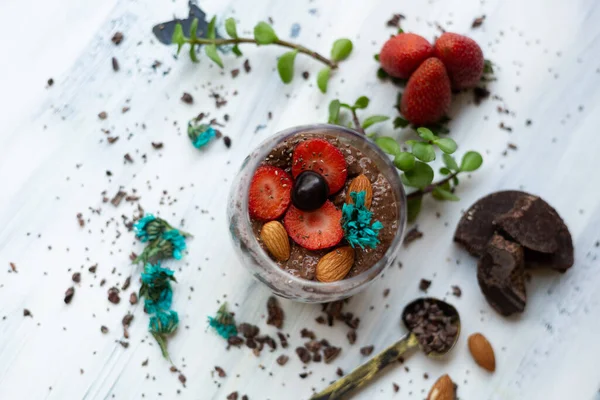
[248,166,292,220]
[283,201,343,250]
[291,139,348,194]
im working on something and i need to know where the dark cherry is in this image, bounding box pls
[292,171,329,211]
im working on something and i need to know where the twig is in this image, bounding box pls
[407,171,459,200]
[350,108,366,135]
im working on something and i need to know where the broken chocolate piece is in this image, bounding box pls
[525,224,574,272]
[454,191,527,257]
[477,233,527,316]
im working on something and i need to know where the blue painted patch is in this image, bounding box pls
[290,23,301,38]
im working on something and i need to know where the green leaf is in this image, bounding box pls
[277,50,297,84]
[190,18,199,40]
[405,139,417,147]
[254,22,278,44]
[402,161,434,188]
[232,44,243,57]
[207,16,217,39]
[411,142,436,162]
[407,196,422,223]
[432,187,460,201]
[435,138,458,154]
[377,68,389,79]
[442,153,459,171]
[393,117,409,129]
[225,18,238,38]
[483,59,494,74]
[362,115,389,129]
[328,100,341,124]
[331,38,353,62]
[460,151,483,172]
[439,167,452,175]
[416,127,436,141]
[374,54,380,62]
[205,45,224,68]
[354,96,369,109]
[394,152,415,171]
[189,44,198,62]
[317,67,330,93]
[398,28,404,34]
[172,23,185,55]
[375,136,401,155]
[339,103,352,110]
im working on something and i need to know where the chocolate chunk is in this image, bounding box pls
[266,296,284,329]
[525,224,573,272]
[419,279,431,292]
[454,191,527,257]
[477,233,527,316]
[494,195,560,254]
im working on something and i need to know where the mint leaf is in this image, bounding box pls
[435,138,458,154]
[207,16,217,39]
[432,187,460,201]
[362,115,389,129]
[254,22,278,44]
[354,96,369,109]
[189,44,198,62]
[232,44,243,57]
[442,154,459,171]
[375,136,401,155]
[190,18,199,40]
[393,117,409,129]
[439,167,452,175]
[411,142,436,162]
[331,38,353,62]
[317,67,330,93]
[402,161,434,188]
[225,18,238,38]
[277,50,297,84]
[205,45,223,68]
[417,127,436,141]
[328,100,341,124]
[172,24,185,55]
[460,151,483,172]
[394,152,415,171]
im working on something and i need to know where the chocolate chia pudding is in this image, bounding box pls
[249,131,400,281]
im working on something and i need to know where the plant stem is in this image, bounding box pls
[188,37,338,69]
[350,108,366,135]
[407,171,460,200]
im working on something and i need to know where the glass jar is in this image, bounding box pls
[227,124,406,303]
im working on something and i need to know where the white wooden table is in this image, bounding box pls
[1,0,599,398]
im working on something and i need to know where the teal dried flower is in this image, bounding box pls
[141,263,175,288]
[134,214,161,242]
[188,121,216,149]
[341,191,383,249]
[150,309,179,335]
[135,229,190,264]
[144,288,173,314]
[208,303,238,339]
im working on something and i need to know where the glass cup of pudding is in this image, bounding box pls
[227,124,406,303]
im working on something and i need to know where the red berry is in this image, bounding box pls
[291,139,347,194]
[400,57,452,126]
[248,166,292,220]
[379,33,434,79]
[434,32,484,89]
[283,201,343,250]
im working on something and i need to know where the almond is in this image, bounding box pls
[260,221,290,261]
[346,174,373,209]
[468,333,496,372]
[316,247,355,282]
[427,374,456,400]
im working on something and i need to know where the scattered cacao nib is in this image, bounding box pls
[342,314,360,330]
[47,78,54,87]
[347,330,357,345]
[360,345,374,356]
[266,296,284,329]
[209,91,228,108]
[223,136,232,148]
[383,288,390,297]
[299,372,308,379]
[305,340,322,353]
[322,301,344,326]
[315,316,326,324]
[100,279,106,286]
[170,366,178,372]
[499,122,513,132]
[178,374,186,386]
[231,69,240,78]
[276,355,289,366]
[23,309,32,317]
[526,119,532,126]
[451,285,462,297]
[386,13,405,28]
[110,190,127,207]
[121,276,131,291]
[88,264,97,273]
[313,352,322,362]
[122,313,134,327]
[227,336,244,347]
[238,323,259,338]
[101,326,108,334]
[64,287,75,304]
[393,383,400,392]
[129,252,137,262]
[111,57,119,72]
[473,87,490,105]
[181,92,194,104]
[98,111,108,120]
[129,292,138,305]
[215,366,226,378]
[121,106,130,113]
[478,233,527,316]
[403,300,460,355]
[107,136,119,144]
[151,142,163,149]
[124,153,134,163]
[296,347,311,364]
[141,358,148,366]
[472,15,486,28]
[107,287,121,304]
[9,262,17,272]
[323,346,341,364]
[403,226,423,247]
[302,71,310,79]
[227,392,238,400]
[118,341,129,348]
[243,59,251,73]
[336,367,344,377]
[111,32,124,45]
[300,328,316,340]
[76,213,85,228]
[320,339,331,348]
[277,332,288,348]
[424,373,429,379]
[242,395,248,400]
[245,338,257,349]
[508,143,518,150]
[72,272,81,283]
[419,279,432,292]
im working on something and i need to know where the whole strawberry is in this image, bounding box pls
[379,33,434,79]
[400,57,451,126]
[434,32,484,89]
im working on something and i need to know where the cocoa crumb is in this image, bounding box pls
[215,366,226,378]
[302,71,310,79]
[178,374,186,386]
[111,32,124,45]
[383,288,390,297]
[107,287,120,304]
[47,78,54,87]
[386,13,405,28]
[110,190,127,207]
[72,272,81,283]
[296,347,311,363]
[300,328,316,340]
[107,136,119,144]
[141,358,148,366]
[277,332,288,348]
[98,111,108,120]
[347,330,357,345]
[223,136,232,148]
[88,264,97,273]
[23,309,32,317]
[231,69,240,78]
[393,383,400,392]
[122,313,134,327]
[129,292,138,304]
[227,336,244,347]
[243,59,251,73]
[101,326,108,334]
[276,355,289,366]
[360,345,374,356]
[76,213,85,228]
[121,106,130,113]
[238,323,259,338]
[472,15,486,28]
[151,142,163,149]
[451,285,462,297]
[266,296,284,329]
[64,287,75,304]
[112,57,119,72]
[227,392,238,400]
[315,316,326,324]
[299,372,308,379]
[403,226,423,246]
[124,153,134,163]
[181,93,194,104]
[336,367,344,377]
[419,279,432,292]
[122,276,131,291]
[323,346,341,363]
[9,262,17,272]
[473,87,490,105]
[508,143,518,150]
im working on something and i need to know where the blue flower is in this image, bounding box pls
[341,191,383,249]
[134,214,157,242]
[141,263,175,288]
[144,287,173,314]
[149,310,179,335]
[207,303,238,339]
[188,122,216,149]
[162,230,187,260]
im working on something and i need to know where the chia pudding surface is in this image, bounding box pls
[250,132,400,281]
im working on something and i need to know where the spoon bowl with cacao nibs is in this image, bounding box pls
[312,297,460,400]
[227,124,407,303]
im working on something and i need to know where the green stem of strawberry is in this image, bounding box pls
[350,108,366,135]
[407,171,460,200]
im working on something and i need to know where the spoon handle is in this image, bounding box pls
[310,333,419,400]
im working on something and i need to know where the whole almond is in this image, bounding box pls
[427,374,456,400]
[260,221,290,261]
[316,247,355,282]
[468,333,496,372]
[346,174,373,209]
